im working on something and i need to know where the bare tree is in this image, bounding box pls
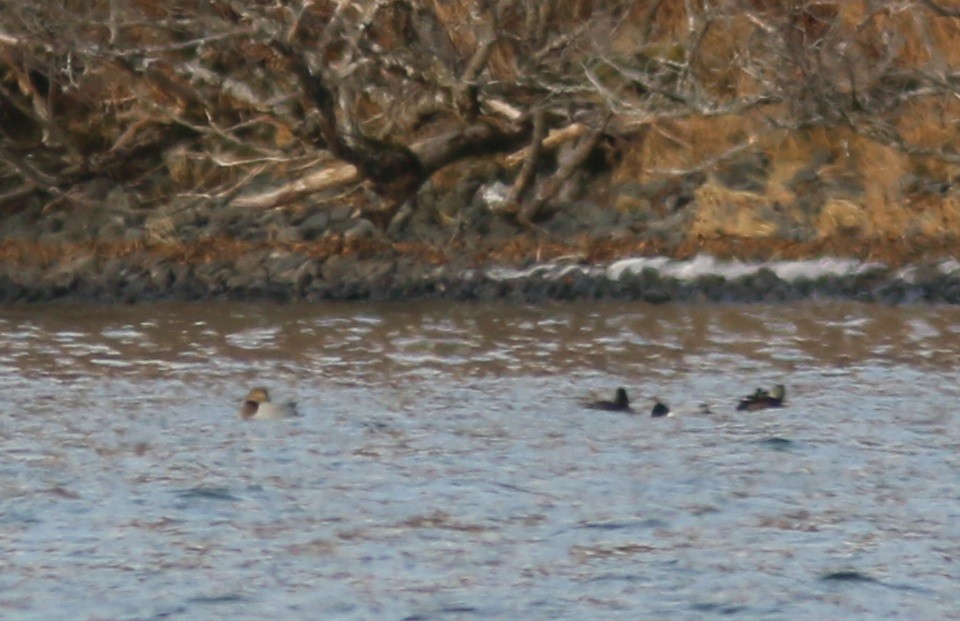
[0,0,958,231]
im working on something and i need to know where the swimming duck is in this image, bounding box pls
[650,399,671,418]
[736,384,785,411]
[238,387,300,420]
[584,387,634,413]
[659,401,712,416]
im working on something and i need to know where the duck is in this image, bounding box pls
[736,384,785,411]
[650,399,712,417]
[584,387,634,413]
[238,387,301,420]
[650,398,671,418]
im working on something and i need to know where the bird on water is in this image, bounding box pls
[650,399,671,418]
[735,384,786,412]
[584,387,634,413]
[238,387,300,420]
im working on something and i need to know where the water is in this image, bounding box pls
[1,301,959,619]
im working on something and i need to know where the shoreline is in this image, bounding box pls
[2,235,959,304]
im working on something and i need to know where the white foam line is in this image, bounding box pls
[938,259,960,275]
[608,255,888,282]
[895,265,918,284]
[768,258,884,281]
[486,264,597,282]
[487,254,895,283]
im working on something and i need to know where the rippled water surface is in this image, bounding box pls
[1,301,959,620]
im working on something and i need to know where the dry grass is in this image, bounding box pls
[690,183,782,239]
[613,114,762,186]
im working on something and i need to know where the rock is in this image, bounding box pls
[275,226,303,243]
[97,214,131,242]
[62,209,103,241]
[330,204,354,223]
[300,211,331,239]
[0,209,41,241]
[210,203,262,239]
[144,199,209,243]
[44,255,96,292]
[266,252,309,286]
[196,259,235,296]
[641,286,672,304]
[117,266,151,302]
[0,273,24,302]
[358,259,396,292]
[147,258,174,289]
[321,255,358,282]
[344,218,379,242]
[292,259,321,294]
[645,209,694,246]
[104,186,135,213]
[433,177,483,222]
[170,263,204,300]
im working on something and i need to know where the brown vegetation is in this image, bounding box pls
[1,1,960,264]
[0,228,952,274]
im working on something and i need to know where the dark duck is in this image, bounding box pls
[736,384,786,411]
[585,387,634,413]
[650,399,671,418]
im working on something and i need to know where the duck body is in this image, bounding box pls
[650,400,671,418]
[239,387,301,420]
[736,384,785,412]
[659,401,712,416]
[584,387,634,413]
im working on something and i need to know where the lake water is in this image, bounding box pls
[1,300,958,620]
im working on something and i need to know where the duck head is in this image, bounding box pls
[239,386,271,420]
[770,384,786,402]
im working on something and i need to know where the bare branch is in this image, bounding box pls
[506,108,547,205]
[919,0,960,17]
[521,117,610,222]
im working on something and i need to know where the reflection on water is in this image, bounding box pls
[0,301,959,619]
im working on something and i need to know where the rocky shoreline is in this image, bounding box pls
[2,189,960,305]
[2,237,960,305]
